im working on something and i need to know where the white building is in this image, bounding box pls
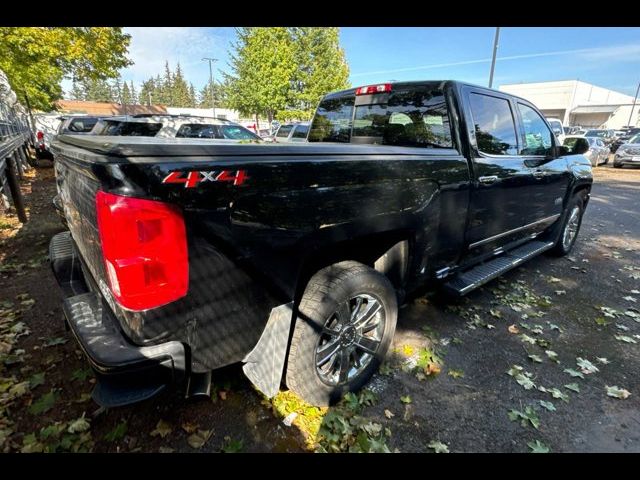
[499,80,639,129]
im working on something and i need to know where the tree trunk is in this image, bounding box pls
[255,113,259,132]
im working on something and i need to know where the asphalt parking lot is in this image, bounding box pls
[1,160,639,453]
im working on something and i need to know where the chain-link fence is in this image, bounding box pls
[0,68,34,223]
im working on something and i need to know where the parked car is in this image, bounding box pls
[546,118,565,144]
[274,122,310,142]
[564,136,608,166]
[613,133,640,168]
[33,113,63,162]
[92,115,262,141]
[258,129,276,142]
[611,127,640,153]
[57,115,100,135]
[49,80,592,408]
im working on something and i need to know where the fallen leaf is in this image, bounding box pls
[515,373,536,390]
[596,357,610,365]
[545,350,559,363]
[28,372,45,388]
[427,440,449,453]
[29,390,57,415]
[547,388,570,403]
[221,436,243,453]
[555,290,566,296]
[623,296,637,303]
[520,334,536,345]
[508,324,520,334]
[384,409,395,419]
[150,420,172,438]
[615,335,637,344]
[564,383,580,393]
[188,430,213,449]
[219,390,228,401]
[448,369,464,379]
[563,368,585,379]
[104,421,128,442]
[576,357,599,375]
[539,400,556,412]
[68,414,90,433]
[606,386,631,399]
[528,354,543,364]
[527,439,550,453]
[43,337,67,347]
[400,395,412,404]
[595,317,610,326]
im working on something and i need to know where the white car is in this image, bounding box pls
[563,135,608,166]
[274,122,310,143]
[91,115,262,141]
[546,118,565,144]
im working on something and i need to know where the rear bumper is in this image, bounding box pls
[614,155,640,166]
[49,231,187,407]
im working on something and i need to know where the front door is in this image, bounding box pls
[461,88,540,259]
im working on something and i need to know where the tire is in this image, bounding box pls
[613,162,622,168]
[549,194,585,256]
[285,261,397,406]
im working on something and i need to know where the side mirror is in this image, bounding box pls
[572,138,590,155]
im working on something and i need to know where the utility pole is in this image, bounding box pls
[627,81,640,127]
[488,27,501,89]
[202,57,218,118]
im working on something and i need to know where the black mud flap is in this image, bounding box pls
[242,302,294,398]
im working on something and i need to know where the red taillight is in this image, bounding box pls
[355,83,392,95]
[36,131,44,140]
[95,191,188,311]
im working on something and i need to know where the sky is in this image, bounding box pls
[66,27,640,98]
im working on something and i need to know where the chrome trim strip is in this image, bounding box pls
[469,214,560,249]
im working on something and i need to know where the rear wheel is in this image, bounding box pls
[550,195,585,256]
[285,261,397,406]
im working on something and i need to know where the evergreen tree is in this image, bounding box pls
[139,78,156,105]
[188,83,196,108]
[198,80,228,109]
[172,63,192,107]
[111,76,123,103]
[129,80,138,105]
[69,80,85,100]
[122,81,132,105]
[81,78,113,102]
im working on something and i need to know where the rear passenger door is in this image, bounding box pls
[462,87,539,257]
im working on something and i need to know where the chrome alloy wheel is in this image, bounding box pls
[562,206,581,251]
[314,294,386,386]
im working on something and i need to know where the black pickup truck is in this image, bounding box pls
[49,80,593,407]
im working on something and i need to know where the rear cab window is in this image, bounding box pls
[292,124,309,139]
[97,121,162,137]
[308,82,453,148]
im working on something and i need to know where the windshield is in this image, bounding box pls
[585,130,606,137]
[218,125,261,140]
[309,83,453,148]
[628,134,640,144]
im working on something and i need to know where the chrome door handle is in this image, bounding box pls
[478,175,498,184]
[533,170,545,179]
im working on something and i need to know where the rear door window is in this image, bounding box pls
[218,125,260,140]
[67,117,98,133]
[292,124,309,139]
[276,125,294,138]
[176,124,218,139]
[468,93,519,155]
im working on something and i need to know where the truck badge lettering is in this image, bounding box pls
[162,170,248,188]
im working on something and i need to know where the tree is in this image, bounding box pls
[0,27,131,110]
[121,81,131,105]
[224,27,297,123]
[81,78,114,103]
[171,63,192,107]
[284,27,350,120]
[69,81,85,101]
[128,81,138,105]
[139,78,156,105]
[198,80,229,109]
[188,83,196,108]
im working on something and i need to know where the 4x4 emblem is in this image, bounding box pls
[162,170,248,188]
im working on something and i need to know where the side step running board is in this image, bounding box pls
[444,240,554,296]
